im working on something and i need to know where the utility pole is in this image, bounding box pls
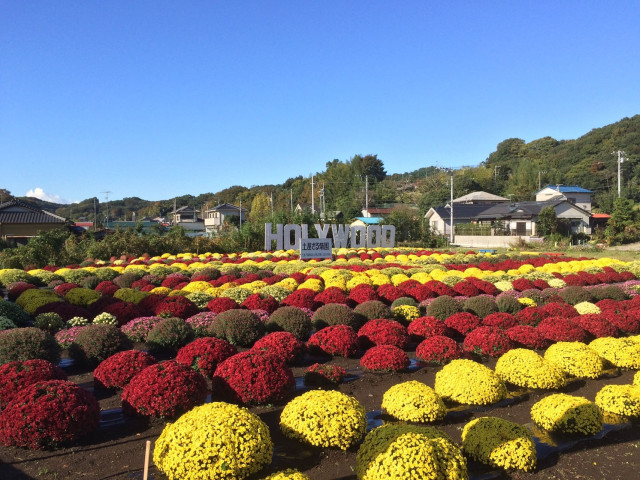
[615,150,626,197]
[311,175,315,214]
[494,165,500,182]
[290,189,293,213]
[239,199,242,228]
[365,176,369,214]
[450,171,454,244]
[101,191,111,226]
[538,171,547,190]
[93,198,97,231]
[270,192,274,217]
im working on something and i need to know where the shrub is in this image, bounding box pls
[0,316,17,331]
[93,312,118,326]
[390,296,418,309]
[426,295,462,320]
[267,306,312,340]
[281,289,317,310]
[349,284,380,304]
[0,269,38,287]
[312,303,360,330]
[211,309,265,347]
[113,272,143,289]
[515,307,549,327]
[213,351,294,405]
[0,299,31,326]
[34,312,65,334]
[462,417,536,472]
[357,319,409,349]
[0,327,60,365]
[353,300,393,322]
[153,402,273,480]
[416,336,462,364]
[69,324,131,366]
[251,332,304,364]
[122,360,207,418]
[539,302,578,318]
[113,287,148,304]
[95,280,120,296]
[544,342,604,379]
[0,359,67,409]
[463,326,513,358]
[531,393,602,435]
[241,293,279,314]
[571,314,619,338]
[435,359,507,405]
[356,424,467,480]
[482,312,517,329]
[382,380,446,423]
[262,469,310,480]
[589,337,640,369]
[360,345,409,372]
[307,325,359,357]
[16,288,62,315]
[559,286,593,305]
[146,317,193,352]
[7,282,36,302]
[463,296,498,318]
[505,325,549,350]
[54,282,81,297]
[54,325,88,349]
[65,287,101,307]
[444,312,481,336]
[495,349,566,389]
[303,363,347,387]
[185,311,218,337]
[103,301,149,327]
[280,390,366,450]
[537,317,588,343]
[154,295,199,319]
[392,304,421,323]
[496,295,523,315]
[120,316,163,342]
[0,380,99,449]
[173,337,237,378]
[595,384,640,417]
[407,315,448,341]
[93,350,157,390]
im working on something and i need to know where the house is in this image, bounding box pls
[0,199,68,246]
[204,203,247,235]
[172,206,200,224]
[535,185,593,212]
[452,191,510,204]
[362,207,393,218]
[351,217,385,227]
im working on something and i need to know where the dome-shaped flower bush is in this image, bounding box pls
[392,304,421,323]
[482,312,517,329]
[146,317,193,352]
[122,360,207,418]
[356,424,467,480]
[426,295,462,321]
[261,469,310,480]
[463,326,513,358]
[267,306,312,340]
[571,314,619,338]
[213,351,294,405]
[312,303,360,330]
[0,327,61,365]
[120,315,163,342]
[495,348,567,390]
[212,309,265,347]
[531,393,603,435]
[360,344,409,372]
[589,337,640,369]
[93,350,158,390]
[175,337,237,377]
[435,359,507,405]
[505,325,549,350]
[0,299,31,326]
[462,416,536,472]
[251,331,304,364]
[205,296,241,314]
[407,315,448,341]
[314,286,349,305]
[154,295,199,319]
[0,380,99,449]
[303,363,347,387]
[463,295,499,319]
[357,319,409,349]
[69,323,131,366]
[515,307,549,327]
[17,289,65,316]
[416,336,462,364]
[65,287,101,307]
[496,295,523,315]
[185,311,218,337]
[0,359,67,408]
[280,390,366,450]
[537,316,588,343]
[595,384,640,418]
[382,380,446,423]
[444,312,482,336]
[307,325,359,357]
[241,293,279,314]
[153,402,273,480]
[544,342,605,379]
[353,300,393,322]
[281,288,317,310]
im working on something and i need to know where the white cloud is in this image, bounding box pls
[26,187,73,204]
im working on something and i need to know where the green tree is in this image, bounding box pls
[605,198,639,245]
[537,206,558,237]
[249,193,272,223]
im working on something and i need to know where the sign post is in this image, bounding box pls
[299,238,333,260]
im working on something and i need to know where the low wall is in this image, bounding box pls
[453,235,533,248]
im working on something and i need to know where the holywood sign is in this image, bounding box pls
[264,223,396,251]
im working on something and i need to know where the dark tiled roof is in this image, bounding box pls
[432,205,495,220]
[0,199,66,224]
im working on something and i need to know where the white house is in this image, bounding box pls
[535,185,593,212]
[204,203,247,234]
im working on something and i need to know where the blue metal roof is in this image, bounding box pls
[354,216,384,225]
[536,185,593,194]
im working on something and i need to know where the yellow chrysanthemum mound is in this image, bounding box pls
[153,402,273,480]
[544,342,605,379]
[382,380,446,423]
[461,417,537,472]
[495,349,567,390]
[392,305,421,322]
[261,469,310,480]
[531,394,603,436]
[589,337,640,369]
[280,390,366,450]
[356,424,468,480]
[435,359,507,406]
[595,384,640,418]
[573,301,601,315]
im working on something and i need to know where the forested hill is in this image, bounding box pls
[7,114,640,221]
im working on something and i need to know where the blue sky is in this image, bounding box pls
[2,1,639,204]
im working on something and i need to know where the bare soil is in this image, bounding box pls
[1,352,639,480]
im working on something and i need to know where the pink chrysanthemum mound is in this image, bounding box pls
[0,380,99,449]
[416,336,462,364]
[175,337,238,377]
[93,350,158,390]
[0,359,68,409]
[212,351,294,405]
[307,325,359,358]
[357,319,409,349]
[122,361,207,418]
[463,326,513,357]
[360,345,409,372]
[250,332,304,364]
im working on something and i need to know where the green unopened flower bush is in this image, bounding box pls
[0,327,60,365]
[381,380,446,423]
[595,384,640,417]
[153,402,273,480]
[280,390,366,450]
[462,416,536,472]
[544,342,605,379]
[495,348,567,390]
[356,424,467,480]
[531,393,603,435]
[589,337,640,369]
[435,359,507,405]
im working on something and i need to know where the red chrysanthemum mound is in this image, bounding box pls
[377,284,406,304]
[160,274,190,289]
[0,380,99,449]
[537,316,588,342]
[0,359,67,409]
[93,350,158,390]
[398,280,436,302]
[250,332,304,364]
[570,314,619,338]
[452,280,480,297]
[154,296,199,319]
[463,326,513,357]
[205,297,240,314]
[95,281,120,296]
[175,337,238,378]
[7,282,36,302]
[314,286,349,306]
[357,319,409,349]
[539,302,578,319]
[360,345,410,372]
[425,280,456,297]
[467,277,500,295]
[281,289,317,310]
[136,294,165,313]
[505,325,550,350]
[407,315,449,341]
[103,301,149,326]
[348,284,379,304]
[511,278,536,292]
[482,312,518,329]
[444,312,482,335]
[608,310,640,334]
[515,307,550,326]
[122,361,207,418]
[241,293,279,314]
[415,336,462,364]
[307,325,359,358]
[212,351,294,405]
[53,283,80,297]
[303,363,347,386]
